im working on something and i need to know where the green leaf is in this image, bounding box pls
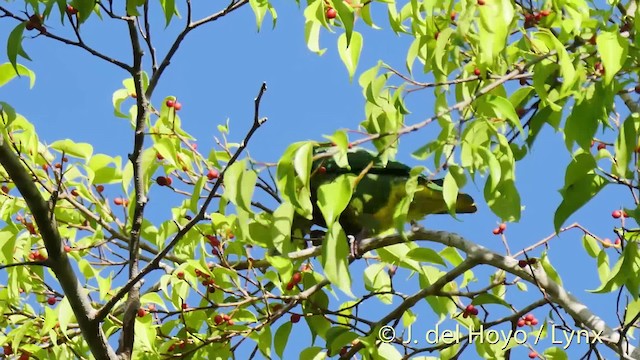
[223,159,257,212]
[0,63,35,88]
[321,223,353,297]
[274,322,292,358]
[6,24,31,75]
[249,0,269,31]
[613,114,637,178]
[332,0,355,40]
[88,154,122,184]
[582,235,599,258]
[597,30,629,85]
[299,347,325,360]
[363,263,392,303]
[406,248,446,266]
[159,0,177,26]
[442,171,459,217]
[554,168,607,232]
[50,139,93,161]
[472,293,510,307]
[317,174,353,225]
[303,7,326,55]
[541,253,563,286]
[337,32,363,81]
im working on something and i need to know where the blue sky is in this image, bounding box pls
[0,1,633,359]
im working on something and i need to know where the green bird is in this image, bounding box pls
[293,147,477,256]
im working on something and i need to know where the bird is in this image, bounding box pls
[292,146,477,257]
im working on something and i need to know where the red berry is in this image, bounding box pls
[18,352,29,360]
[286,281,295,291]
[465,304,475,312]
[516,108,526,117]
[182,303,188,310]
[517,318,526,327]
[194,268,202,277]
[174,102,183,111]
[4,345,13,355]
[540,9,550,16]
[292,272,302,284]
[207,286,216,293]
[531,318,539,325]
[176,271,185,279]
[524,313,534,322]
[492,228,501,235]
[623,211,630,218]
[96,185,104,193]
[156,152,164,160]
[214,314,224,325]
[168,344,176,352]
[528,351,537,359]
[290,313,302,323]
[470,307,479,315]
[137,308,147,317]
[227,319,234,326]
[1,185,9,194]
[156,176,171,186]
[66,5,78,15]
[207,169,219,180]
[597,142,606,150]
[462,312,469,318]
[474,68,481,76]
[340,347,348,356]
[477,0,485,5]
[114,197,124,205]
[612,210,622,219]
[47,296,56,305]
[534,13,542,21]
[64,245,72,253]
[498,223,507,232]
[206,235,220,247]
[518,259,528,268]
[62,157,69,162]
[54,163,62,169]
[222,314,231,321]
[326,7,337,19]
[450,11,456,21]
[166,100,175,108]
[71,189,79,196]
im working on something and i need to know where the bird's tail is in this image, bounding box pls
[455,193,477,214]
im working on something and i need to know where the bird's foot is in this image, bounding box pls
[347,235,361,259]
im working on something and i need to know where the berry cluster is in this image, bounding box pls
[462,304,479,318]
[523,9,551,28]
[612,209,630,219]
[286,271,303,291]
[517,258,537,268]
[213,313,234,326]
[517,313,539,327]
[492,223,507,235]
[166,99,183,111]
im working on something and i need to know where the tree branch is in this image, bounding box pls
[116,15,151,358]
[95,82,268,322]
[0,136,117,359]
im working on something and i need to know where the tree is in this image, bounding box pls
[0,0,639,359]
